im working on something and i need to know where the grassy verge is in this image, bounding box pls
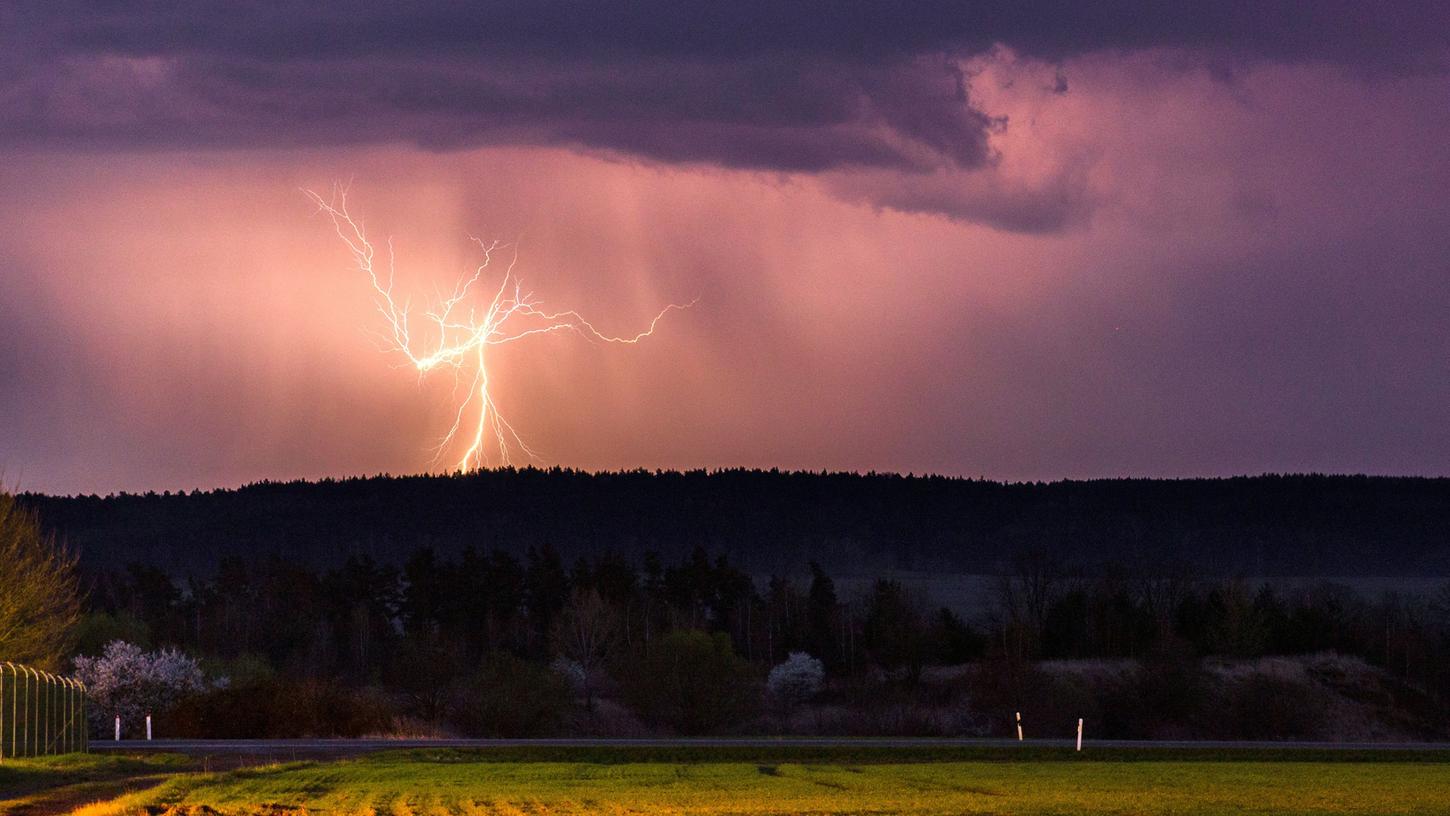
[75,749,1450,815]
[0,753,192,799]
[1,752,194,815]
[338,744,1450,764]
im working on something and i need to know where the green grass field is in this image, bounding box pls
[5,748,1450,815]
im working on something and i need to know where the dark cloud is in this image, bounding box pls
[20,2,1449,66]
[3,1,1446,227]
[825,160,1094,233]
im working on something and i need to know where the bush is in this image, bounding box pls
[964,654,1041,736]
[1101,646,1208,739]
[159,679,394,738]
[449,652,572,737]
[821,676,984,736]
[620,631,759,735]
[968,657,1118,740]
[1212,672,1330,740]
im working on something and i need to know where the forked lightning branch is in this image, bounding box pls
[307,187,691,472]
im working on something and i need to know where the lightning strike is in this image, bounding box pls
[306,186,691,473]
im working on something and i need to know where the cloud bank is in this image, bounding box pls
[2,3,1448,493]
[5,2,1446,228]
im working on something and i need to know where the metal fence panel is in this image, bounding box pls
[0,662,87,760]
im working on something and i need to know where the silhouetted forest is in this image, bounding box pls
[22,470,1450,577]
[75,543,1450,740]
[34,469,1450,740]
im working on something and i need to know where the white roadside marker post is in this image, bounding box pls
[1015,711,1023,741]
[146,715,152,741]
[114,716,120,742]
[1076,718,1083,752]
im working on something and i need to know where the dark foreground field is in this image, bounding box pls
[5,746,1450,816]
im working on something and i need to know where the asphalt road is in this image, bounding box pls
[92,737,1450,756]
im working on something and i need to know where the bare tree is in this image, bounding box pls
[551,589,620,712]
[0,491,80,670]
[1137,560,1197,640]
[995,547,1068,657]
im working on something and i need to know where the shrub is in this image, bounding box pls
[273,680,395,737]
[1213,672,1330,740]
[160,679,393,738]
[620,630,759,735]
[449,652,572,737]
[1116,646,1208,739]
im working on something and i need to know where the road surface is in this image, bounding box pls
[92,737,1450,757]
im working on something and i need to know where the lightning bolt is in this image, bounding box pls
[306,185,692,472]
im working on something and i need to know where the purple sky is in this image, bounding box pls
[2,2,1448,494]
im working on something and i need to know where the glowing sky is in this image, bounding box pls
[2,3,1448,494]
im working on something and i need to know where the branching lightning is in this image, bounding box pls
[306,186,691,473]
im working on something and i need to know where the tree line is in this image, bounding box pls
[74,543,1450,739]
[10,477,1450,741]
[26,470,1450,577]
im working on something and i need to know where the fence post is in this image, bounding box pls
[31,668,41,758]
[50,672,59,753]
[0,662,6,762]
[63,678,71,754]
[14,664,20,758]
[33,668,42,757]
[0,665,87,757]
[6,664,14,759]
[74,678,84,754]
[26,667,33,757]
[80,681,88,753]
[5,663,15,759]
[33,667,42,757]
[51,673,59,753]
[62,678,73,754]
[41,671,51,755]
[56,674,64,753]
[54,676,63,754]
[23,667,33,757]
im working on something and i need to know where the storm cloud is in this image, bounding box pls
[4,2,1447,226]
[1,3,1448,493]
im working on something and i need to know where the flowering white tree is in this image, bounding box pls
[767,651,825,707]
[72,640,207,736]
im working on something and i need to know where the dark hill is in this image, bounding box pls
[21,470,1450,578]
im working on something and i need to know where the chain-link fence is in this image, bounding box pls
[0,662,88,759]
